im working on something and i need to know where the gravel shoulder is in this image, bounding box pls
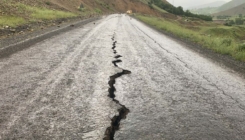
[0,16,103,59]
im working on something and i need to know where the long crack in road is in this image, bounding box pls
[104,32,131,140]
[0,14,245,140]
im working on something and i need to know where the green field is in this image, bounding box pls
[136,14,245,61]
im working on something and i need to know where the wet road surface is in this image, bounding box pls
[0,14,245,140]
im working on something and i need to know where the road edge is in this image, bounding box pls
[132,15,245,78]
[0,16,102,59]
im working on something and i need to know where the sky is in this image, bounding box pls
[168,0,231,9]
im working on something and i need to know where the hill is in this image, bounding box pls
[191,0,245,15]
[190,7,218,15]
[0,0,160,28]
[217,0,245,12]
[82,0,160,15]
[0,0,164,38]
[213,3,245,16]
[189,1,226,9]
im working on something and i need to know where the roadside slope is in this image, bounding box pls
[0,0,161,38]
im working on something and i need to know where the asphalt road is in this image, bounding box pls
[0,14,245,140]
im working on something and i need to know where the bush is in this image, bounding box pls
[94,8,101,14]
[238,44,245,51]
[45,1,51,5]
[235,18,244,25]
[224,23,232,26]
[221,38,232,46]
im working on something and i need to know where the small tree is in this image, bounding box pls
[176,6,184,15]
[235,18,244,25]
[229,20,235,25]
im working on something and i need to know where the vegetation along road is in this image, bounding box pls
[0,14,245,140]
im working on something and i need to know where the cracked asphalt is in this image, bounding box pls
[0,14,245,140]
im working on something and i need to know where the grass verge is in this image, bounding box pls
[136,15,245,61]
[0,16,26,27]
[0,3,77,27]
[16,3,77,20]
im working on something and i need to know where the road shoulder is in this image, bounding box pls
[133,15,245,78]
[0,16,103,59]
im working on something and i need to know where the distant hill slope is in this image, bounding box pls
[190,7,218,15]
[217,0,245,12]
[190,0,245,15]
[189,1,226,9]
[213,3,245,16]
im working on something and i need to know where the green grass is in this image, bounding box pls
[0,3,77,27]
[139,0,168,14]
[0,16,26,27]
[94,8,102,14]
[136,15,245,61]
[152,4,168,13]
[16,3,77,20]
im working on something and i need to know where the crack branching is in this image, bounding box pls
[115,55,122,59]
[104,34,131,140]
[112,60,122,67]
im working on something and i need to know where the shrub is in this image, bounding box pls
[221,38,232,47]
[238,44,245,51]
[94,8,101,14]
[45,1,51,5]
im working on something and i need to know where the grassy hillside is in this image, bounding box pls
[138,0,170,13]
[0,0,160,32]
[136,14,245,61]
[0,0,79,27]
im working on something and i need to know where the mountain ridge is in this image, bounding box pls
[188,1,226,10]
[217,0,245,12]
[213,3,245,16]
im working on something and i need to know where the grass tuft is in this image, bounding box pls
[0,3,78,29]
[16,4,77,20]
[238,44,245,51]
[0,16,26,27]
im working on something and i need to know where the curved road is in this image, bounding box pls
[0,14,245,140]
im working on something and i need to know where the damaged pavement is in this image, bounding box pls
[0,14,245,140]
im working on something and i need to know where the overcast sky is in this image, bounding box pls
[168,0,231,9]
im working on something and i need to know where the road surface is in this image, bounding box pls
[0,14,245,140]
